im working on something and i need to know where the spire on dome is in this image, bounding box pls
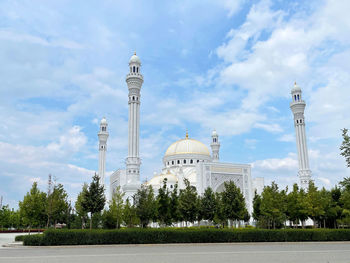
[185,129,189,139]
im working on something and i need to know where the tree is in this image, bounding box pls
[286,184,308,228]
[252,191,262,222]
[306,181,324,228]
[81,173,106,230]
[340,128,350,167]
[178,179,198,225]
[169,183,181,224]
[260,182,287,229]
[0,205,11,230]
[123,198,139,227]
[19,182,47,229]
[157,179,172,226]
[200,187,217,224]
[47,183,69,228]
[134,185,157,228]
[221,181,247,227]
[75,183,88,229]
[104,186,124,229]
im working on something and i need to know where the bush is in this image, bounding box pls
[22,228,350,246]
[15,235,26,241]
[23,234,44,246]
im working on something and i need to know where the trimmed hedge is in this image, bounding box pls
[22,228,350,246]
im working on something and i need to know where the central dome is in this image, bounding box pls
[165,138,210,157]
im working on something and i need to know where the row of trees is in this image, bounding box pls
[253,179,350,229]
[81,178,249,229]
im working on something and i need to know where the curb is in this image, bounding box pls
[2,241,23,247]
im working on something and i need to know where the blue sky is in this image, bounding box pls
[1,0,350,208]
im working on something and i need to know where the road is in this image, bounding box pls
[1,241,350,263]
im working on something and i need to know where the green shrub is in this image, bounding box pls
[23,234,44,246]
[15,235,26,241]
[22,228,350,246]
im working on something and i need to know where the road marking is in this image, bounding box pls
[1,249,350,259]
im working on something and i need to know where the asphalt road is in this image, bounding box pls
[1,242,350,263]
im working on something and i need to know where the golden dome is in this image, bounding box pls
[165,137,210,157]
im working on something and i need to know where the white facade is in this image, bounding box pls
[98,117,108,189]
[290,82,312,189]
[144,130,260,217]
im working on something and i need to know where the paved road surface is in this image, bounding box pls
[1,242,350,263]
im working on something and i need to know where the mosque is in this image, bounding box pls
[96,53,312,217]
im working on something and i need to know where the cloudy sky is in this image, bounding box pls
[1,0,349,208]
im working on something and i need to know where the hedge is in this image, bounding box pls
[21,228,350,246]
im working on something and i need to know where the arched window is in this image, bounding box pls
[170,185,173,189]
[294,95,297,101]
[297,94,300,101]
[172,161,174,165]
[297,120,299,124]
[184,159,186,164]
[137,67,139,73]
[197,160,199,163]
[177,160,180,164]
[130,67,132,73]
[190,159,193,164]
[133,66,135,73]
[133,96,135,101]
[136,97,138,101]
[300,119,302,123]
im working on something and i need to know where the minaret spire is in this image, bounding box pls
[210,129,220,162]
[98,117,109,188]
[290,82,312,189]
[124,52,143,200]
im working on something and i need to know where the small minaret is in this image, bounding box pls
[124,52,143,200]
[290,82,312,189]
[210,129,220,162]
[98,117,109,188]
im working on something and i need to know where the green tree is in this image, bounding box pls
[104,186,124,229]
[252,191,262,223]
[123,198,139,227]
[200,187,217,224]
[286,184,308,228]
[75,183,89,229]
[340,128,350,167]
[221,181,247,227]
[134,185,157,228]
[0,205,11,229]
[213,192,226,227]
[47,183,69,228]
[170,183,181,224]
[306,181,324,228]
[81,173,106,230]
[178,179,198,225]
[157,179,172,226]
[19,182,47,229]
[260,182,286,229]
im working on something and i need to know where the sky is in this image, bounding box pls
[0,0,350,208]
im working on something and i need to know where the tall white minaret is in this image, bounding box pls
[98,117,109,188]
[290,82,312,189]
[210,129,220,162]
[123,52,143,200]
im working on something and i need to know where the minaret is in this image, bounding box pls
[290,82,312,189]
[98,117,109,188]
[123,52,143,200]
[210,129,220,162]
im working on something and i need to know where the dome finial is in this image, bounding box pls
[294,81,297,86]
[134,51,136,55]
[185,129,189,139]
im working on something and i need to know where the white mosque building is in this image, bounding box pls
[96,53,311,217]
